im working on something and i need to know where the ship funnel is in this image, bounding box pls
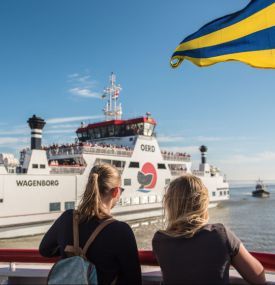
[199,145,208,164]
[27,115,46,150]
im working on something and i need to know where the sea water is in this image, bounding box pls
[0,184,274,253]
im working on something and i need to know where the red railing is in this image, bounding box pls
[0,249,274,271]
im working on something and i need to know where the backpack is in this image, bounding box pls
[47,210,115,285]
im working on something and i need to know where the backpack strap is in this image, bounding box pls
[82,218,116,257]
[73,210,81,255]
[64,210,83,257]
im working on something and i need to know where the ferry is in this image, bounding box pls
[0,73,229,239]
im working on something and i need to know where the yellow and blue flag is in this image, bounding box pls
[171,0,275,69]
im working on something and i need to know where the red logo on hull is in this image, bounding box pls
[137,162,157,192]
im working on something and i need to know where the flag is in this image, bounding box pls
[112,89,120,99]
[171,0,275,69]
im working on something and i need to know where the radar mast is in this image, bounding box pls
[102,72,122,121]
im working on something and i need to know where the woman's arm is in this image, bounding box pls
[232,243,266,285]
[39,211,68,257]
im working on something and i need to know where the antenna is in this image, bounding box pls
[102,72,123,121]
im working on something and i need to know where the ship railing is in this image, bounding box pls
[0,249,274,285]
[162,154,191,162]
[46,147,82,156]
[47,146,133,157]
[192,170,205,176]
[81,146,133,157]
[50,166,85,175]
[170,170,187,176]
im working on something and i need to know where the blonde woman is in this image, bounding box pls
[40,164,141,285]
[152,174,266,285]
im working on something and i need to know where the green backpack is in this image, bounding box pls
[47,211,115,285]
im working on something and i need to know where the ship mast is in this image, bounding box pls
[102,72,122,121]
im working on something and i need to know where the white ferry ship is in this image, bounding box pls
[0,73,229,239]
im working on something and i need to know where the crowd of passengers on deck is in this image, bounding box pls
[43,142,133,155]
[44,143,191,159]
[161,150,191,158]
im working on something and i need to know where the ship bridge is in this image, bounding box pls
[76,116,156,142]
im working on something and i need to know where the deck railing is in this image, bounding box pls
[47,146,133,158]
[162,154,191,162]
[0,249,274,271]
[170,170,187,176]
[50,166,86,175]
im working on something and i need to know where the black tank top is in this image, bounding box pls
[39,209,142,285]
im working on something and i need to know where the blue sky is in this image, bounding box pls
[0,0,274,180]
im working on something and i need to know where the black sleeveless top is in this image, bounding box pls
[39,210,142,285]
[152,223,240,285]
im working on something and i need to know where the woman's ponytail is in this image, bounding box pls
[78,164,120,221]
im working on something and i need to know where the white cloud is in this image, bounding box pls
[195,136,248,142]
[0,137,28,146]
[222,151,275,164]
[47,115,103,124]
[47,123,79,130]
[0,128,28,136]
[68,73,79,78]
[44,129,74,134]
[69,87,101,98]
[68,71,101,99]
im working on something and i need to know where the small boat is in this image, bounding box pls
[252,180,270,198]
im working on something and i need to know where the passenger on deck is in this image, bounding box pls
[39,164,142,285]
[152,174,266,285]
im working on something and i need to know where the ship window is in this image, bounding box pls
[123,197,131,206]
[40,164,46,169]
[0,199,3,203]
[224,191,227,195]
[129,162,139,168]
[49,202,61,212]
[137,123,144,135]
[112,160,126,169]
[100,127,107,137]
[149,195,156,203]
[101,159,112,165]
[32,164,38,169]
[88,129,95,139]
[212,192,216,197]
[140,196,148,204]
[124,179,131,186]
[108,125,115,136]
[144,123,154,136]
[157,163,166,169]
[65,201,75,210]
[165,179,170,185]
[131,197,140,205]
[82,132,88,138]
[94,128,101,139]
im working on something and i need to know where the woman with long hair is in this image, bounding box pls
[40,164,142,285]
[152,174,266,285]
